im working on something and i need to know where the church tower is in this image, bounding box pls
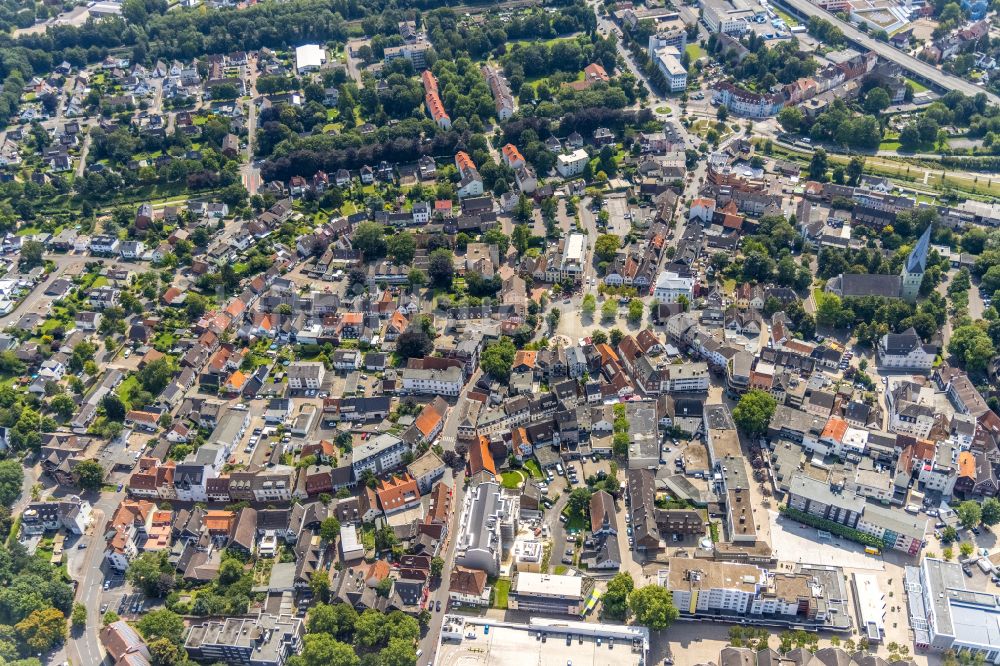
[900,225,932,302]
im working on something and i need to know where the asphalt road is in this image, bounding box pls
[66,489,125,666]
[0,254,147,327]
[773,0,1000,105]
[418,367,482,663]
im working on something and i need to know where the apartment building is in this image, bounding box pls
[184,612,304,666]
[787,473,925,555]
[401,366,463,396]
[663,557,842,627]
[556,149,589,177]
[350,433,408,478]
[286,361,325,390]
[455,481,518,575]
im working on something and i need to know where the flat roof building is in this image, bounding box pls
[184,612,303,666]
[295,44,326,73]
[455,481,518,575]
[437,615,649,666]
[851,572,885,643]
[508,572,588,615]
[909,557,1000,661]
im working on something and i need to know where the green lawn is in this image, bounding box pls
[501,471,525,489]
[905,77,929,93]
[117,375,140,408]
[685,43,706,61]
[772,6,799,25]
[523,459,544,479]
[153,332,178,352]
[493,579,511,608]
[561,507,589,532]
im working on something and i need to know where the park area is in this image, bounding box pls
[501,459,545,489]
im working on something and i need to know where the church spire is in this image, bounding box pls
[906,224,932,275]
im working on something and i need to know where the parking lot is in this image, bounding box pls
[603,195,633,237]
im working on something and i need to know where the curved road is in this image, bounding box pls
[773,0,1000,105]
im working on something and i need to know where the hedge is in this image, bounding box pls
[779,504,887,550]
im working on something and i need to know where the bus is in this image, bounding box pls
[865,547,882,556]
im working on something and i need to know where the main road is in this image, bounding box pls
[66,489,126,666]
[773,0,1000,105]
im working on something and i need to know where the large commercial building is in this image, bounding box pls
[653,270,694,303]
[438,616,650,666]
[294,44,326,73]
[508,572,590,615]
[660,558,852,629]
[907,557,1000,662]
[652,47,688,92]
[700,0,760,34]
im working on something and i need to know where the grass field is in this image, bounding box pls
[524,459,544,479]
[117,375,140,407]
[685,43,706,61]
[501,471,525,489]
[772,6,799,25]
[493,579,511,608]
[763,139,1000,200]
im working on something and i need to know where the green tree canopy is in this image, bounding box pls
[983,498,1000,526]
[0,460,24,508]
[732,389,777,437]
[295,633,360,666]
[594,234,621,262]
[602,572,634,620]
[480,337,517,381]
[72,459,105,491]
[628,585,679,630]
[136,609,185,645]
[956,500,983,529]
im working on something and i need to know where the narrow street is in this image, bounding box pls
[417,367,482,660]
[241,54,261,195]
[75,133,90,178]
